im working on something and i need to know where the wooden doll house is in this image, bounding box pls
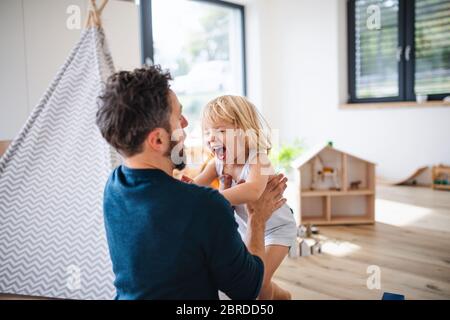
[292,143,375,225]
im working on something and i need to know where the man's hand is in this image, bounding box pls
[244,174,287,263]
[246,174,287,223]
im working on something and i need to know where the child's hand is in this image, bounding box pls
[181,175,194,184]
[219,174,233,190]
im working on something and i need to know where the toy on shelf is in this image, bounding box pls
[350,180,362,190]
[311,156,340,191]
[432,165,450,191]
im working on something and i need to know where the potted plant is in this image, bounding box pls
[269,139,304,179]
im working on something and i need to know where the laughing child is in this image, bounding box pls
[193,95,297,300]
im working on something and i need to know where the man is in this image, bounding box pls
[96,65,287,300]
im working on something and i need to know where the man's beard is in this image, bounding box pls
[165,139,186,171]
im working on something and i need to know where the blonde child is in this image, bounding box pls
[193,95,297,300]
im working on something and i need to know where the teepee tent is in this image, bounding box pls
[0,1,118,300]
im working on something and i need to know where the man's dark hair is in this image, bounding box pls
[96,65,173,157]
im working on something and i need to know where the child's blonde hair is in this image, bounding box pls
[202,95,271,153]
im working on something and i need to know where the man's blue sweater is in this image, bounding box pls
[103,165,264,300]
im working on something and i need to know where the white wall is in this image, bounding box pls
[0,0,140,140]
[244,0,450,180]
[0,0,29,140]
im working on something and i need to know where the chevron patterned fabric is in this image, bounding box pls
[0,27,119,300]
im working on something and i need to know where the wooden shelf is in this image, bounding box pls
[301,217,328,225]
[301,215,374,226]
[325,218,374,225]
[301,189,374,197]
[298,147,376,226]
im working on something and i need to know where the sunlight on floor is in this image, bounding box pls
[312,234,361,257]
[320,240,361,257]
[376,198,432,227]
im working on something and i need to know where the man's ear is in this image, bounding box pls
[145,128,169,152]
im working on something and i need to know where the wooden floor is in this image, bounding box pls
[1,185,449,300]
[274,185,450,300]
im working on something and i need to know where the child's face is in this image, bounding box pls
[203,120,245,163]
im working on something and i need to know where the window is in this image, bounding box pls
[347,0,450,103]
[139,0,246,145]
[415,0,450,96]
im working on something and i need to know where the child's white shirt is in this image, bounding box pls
[215,150,297,247]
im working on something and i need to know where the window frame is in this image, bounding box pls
[347,0,449,104]
[139,0,247,96]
